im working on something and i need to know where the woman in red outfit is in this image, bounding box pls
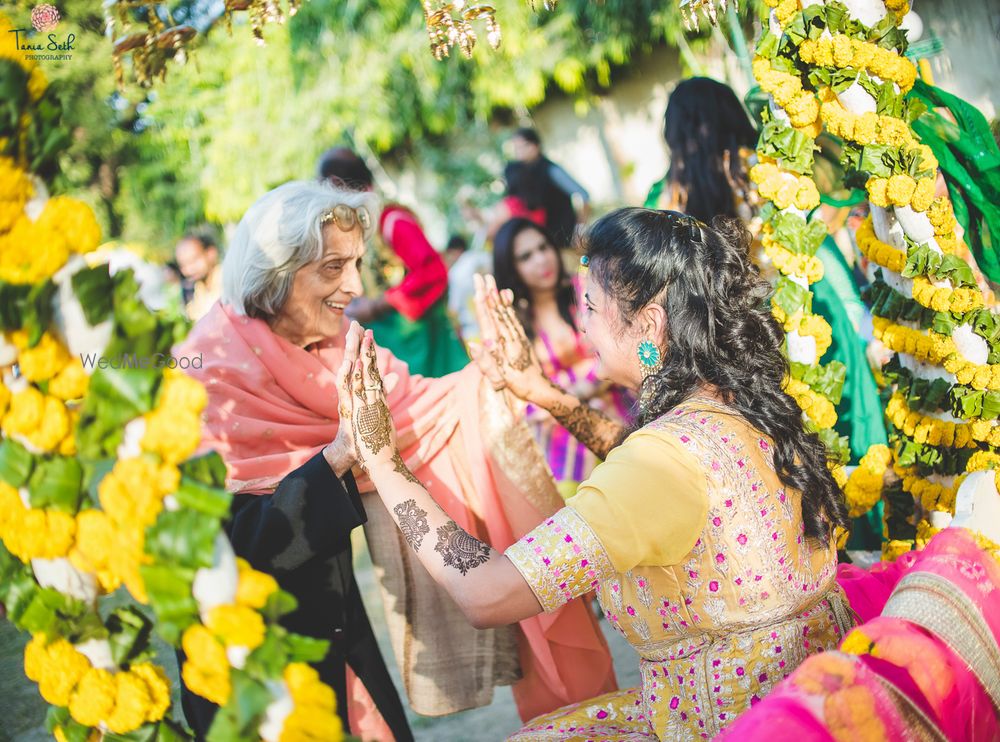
[318,147,468,377]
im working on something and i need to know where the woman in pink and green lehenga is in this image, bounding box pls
[492,218,633,498]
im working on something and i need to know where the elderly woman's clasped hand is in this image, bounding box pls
[321,320,366,476]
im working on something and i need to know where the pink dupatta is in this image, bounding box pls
[717,528,1000,740]
[176,302,616,738]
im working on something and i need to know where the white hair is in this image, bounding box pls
[222,180,379,319]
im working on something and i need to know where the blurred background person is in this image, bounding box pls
[502,126,590,248]
[644,76,758,221]
[445,232,492,344]
[493,217,633,498]
[443,233,469,269]
[174,230,223,321]
[318,146,468,377]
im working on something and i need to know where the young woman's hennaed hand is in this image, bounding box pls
[350,330,404,475]
[472,273,551,402]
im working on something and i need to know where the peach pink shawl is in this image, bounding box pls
[177,302,615,738]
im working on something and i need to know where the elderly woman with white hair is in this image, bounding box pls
[175,180,616,740]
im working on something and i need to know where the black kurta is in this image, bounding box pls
[180,452,413,741]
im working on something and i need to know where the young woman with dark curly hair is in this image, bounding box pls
[341,207,855,740]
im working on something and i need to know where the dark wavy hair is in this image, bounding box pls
[582,208,848,541]
[663,77,758,222]
[493,218,576,341]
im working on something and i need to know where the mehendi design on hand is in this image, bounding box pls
[392,451,421,485]
[393,498,430,551]
[356,397,392,456]
[434,521,491,575]
[545,381,623,460]
[495,299,533,371]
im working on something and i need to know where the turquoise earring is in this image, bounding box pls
[637,340,661,376]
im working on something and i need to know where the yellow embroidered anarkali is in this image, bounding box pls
[506,399,855,740]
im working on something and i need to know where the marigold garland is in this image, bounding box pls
[750,161,822,210]
[844,445,892,518]
[0,17,342,738]
[800,36,917,91]
[763,238,825,284]
[856,217,907,274]
[909,276,984,314]
[785,377,838,429]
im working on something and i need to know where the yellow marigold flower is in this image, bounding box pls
[29,395,70,453]
[0,159,32,232]
[852,112,878,145]
[284,663,337,711]
[2,385,44,436]
[50,358,89,400]
[798,313,834,359]
[23,634,48,683]
[26,65,47,101]
[840,629,875,656]
[44,509,77,558]
[794,177,820,210]
[927,197,958,235]
[17,332,70,383]
[844,444,891,518]
[236,558,278,609]
[141,407,201,464]
[280,707,343,742]
[831,35,853,67]
[36,197,101,254]
[39,639,90,708]
[885,0,908,10]
[69,668,117,728]
[70,509,115,575]
[130,663,172,722]
[160,370,208,414]
[883,539,913,562]
[183,624,229,670]
[100,457,166,528]
[867,177,889,208]
[206,604,266,649]
[774,0,798,25]
[182,654,231,706]
[105,671,153,734]
[786,93,819,129]
[909,176,936,213]
[887,174,917,207]
[0,217,69,284]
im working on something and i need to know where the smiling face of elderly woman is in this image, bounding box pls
[268,222,366,347]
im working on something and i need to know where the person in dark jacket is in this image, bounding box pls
[174,181,413,742]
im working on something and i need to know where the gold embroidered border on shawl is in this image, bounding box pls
[883,571,1000,709]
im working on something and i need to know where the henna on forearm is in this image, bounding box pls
[393,498,430,551]
[391,451,421,485]
[542,380,624,460]
[434,521,491,575]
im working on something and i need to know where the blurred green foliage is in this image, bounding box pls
[14,0,765,256]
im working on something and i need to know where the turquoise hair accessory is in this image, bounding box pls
[637,340,661,371]
[580,255,589,267]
